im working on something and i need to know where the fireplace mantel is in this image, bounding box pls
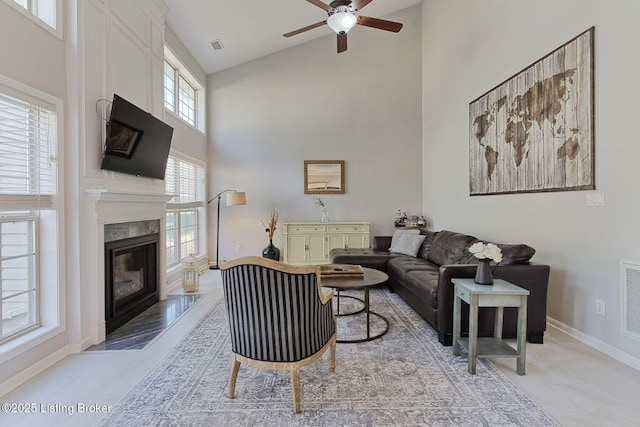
[85,189,173,204]
[85,189,170,345]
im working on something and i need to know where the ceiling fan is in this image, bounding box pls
[283,0,403,53]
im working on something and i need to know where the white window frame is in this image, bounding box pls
[4,0,63,39]
[0,74,64,357]
[0,216,37,343]
[165,154,205,268]
[164,48,205,133]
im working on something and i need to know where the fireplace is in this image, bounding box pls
[104,222,160,334]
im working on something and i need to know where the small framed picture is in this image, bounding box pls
[304,160,345,194]
[105,120,143,158]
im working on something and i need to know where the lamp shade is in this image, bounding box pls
[327,11,357,34]
[226,191,246,206]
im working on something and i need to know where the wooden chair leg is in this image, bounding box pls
[330,337,336,372]
[228,354,241,399]
[291,365,301,414]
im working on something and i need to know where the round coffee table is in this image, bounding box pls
[321,267,389,343]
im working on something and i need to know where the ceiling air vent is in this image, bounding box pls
[210,39,224,51]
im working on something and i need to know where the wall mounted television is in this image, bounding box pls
[101,94,174,180]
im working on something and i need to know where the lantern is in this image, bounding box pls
[182,254,199,293]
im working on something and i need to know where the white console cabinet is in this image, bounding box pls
[283,222,370,265]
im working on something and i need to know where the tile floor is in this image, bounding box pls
[86,294,201,351]
[1,269,639,426]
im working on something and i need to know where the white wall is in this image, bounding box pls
[208,5,423,262]
[421,0,640,362]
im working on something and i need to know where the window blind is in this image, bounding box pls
[0,91,56,210]
[165,156,204,206]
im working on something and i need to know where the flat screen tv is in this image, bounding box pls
[101,94,173,180]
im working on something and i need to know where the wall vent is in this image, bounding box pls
[621,261,640,342]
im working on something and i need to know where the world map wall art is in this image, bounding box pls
[469,27,594,195]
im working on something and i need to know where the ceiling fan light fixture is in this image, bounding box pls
[327,11,357,34]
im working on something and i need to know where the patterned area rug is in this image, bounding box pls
[101,289,558,426]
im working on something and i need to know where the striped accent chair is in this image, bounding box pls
[220,256,337,414]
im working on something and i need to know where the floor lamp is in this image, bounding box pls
[208,190,247,270]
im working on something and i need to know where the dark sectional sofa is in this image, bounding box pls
[330,230,550,346]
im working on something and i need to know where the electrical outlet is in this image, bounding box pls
[236,245,241,252]
[596,299,605,316]
[586,192,605,207]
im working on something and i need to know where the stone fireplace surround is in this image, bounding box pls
[104,221,159,334]
[85,190,172,345]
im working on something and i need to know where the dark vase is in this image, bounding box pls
[474,258,493,285]
[262,239,280,261]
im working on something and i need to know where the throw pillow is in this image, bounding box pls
[418,230,438,260]
[390,228,421,250]
[498,244,536,264]
[390,233,427,257]
[426,230,478,265]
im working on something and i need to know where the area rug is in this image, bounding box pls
[101,289,558,426]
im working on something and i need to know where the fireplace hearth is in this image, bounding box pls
[105,221,160,335]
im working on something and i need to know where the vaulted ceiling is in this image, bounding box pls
[164,0,423,74]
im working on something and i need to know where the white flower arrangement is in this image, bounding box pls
[468,242,503,263]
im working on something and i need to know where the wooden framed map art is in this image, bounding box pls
[469,27,594,195]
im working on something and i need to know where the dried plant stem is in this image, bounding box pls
[262,208,279,240]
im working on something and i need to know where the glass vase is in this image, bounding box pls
[262,239,280,261]
[321,208,329,223]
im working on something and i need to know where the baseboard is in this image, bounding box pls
[0,345,70,396]
[69,336,94,353]
[547,316,640,372]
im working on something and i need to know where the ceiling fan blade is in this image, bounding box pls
[283,21,327,37]
[357,15,403,32]
[350,0,374,11]
[306,0,332,12]
[337,33,348,53]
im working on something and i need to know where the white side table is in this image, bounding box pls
[452,278,530,375]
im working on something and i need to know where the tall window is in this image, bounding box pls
[165,156,205,268]
[9,0,58,32]
[164,59,197,127]
[163,47,205,133]
[163,61,176,113]
[0,83,59,344]
[178,76,196,125]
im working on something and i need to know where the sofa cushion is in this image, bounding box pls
[387,257,439,284]
[418,230,438,260]
[404,270,439,310]
[498,244,536,264]
[426,230,477,266]
[390,233,426,257]
[390,229,421,250]
[330,248,400,272]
